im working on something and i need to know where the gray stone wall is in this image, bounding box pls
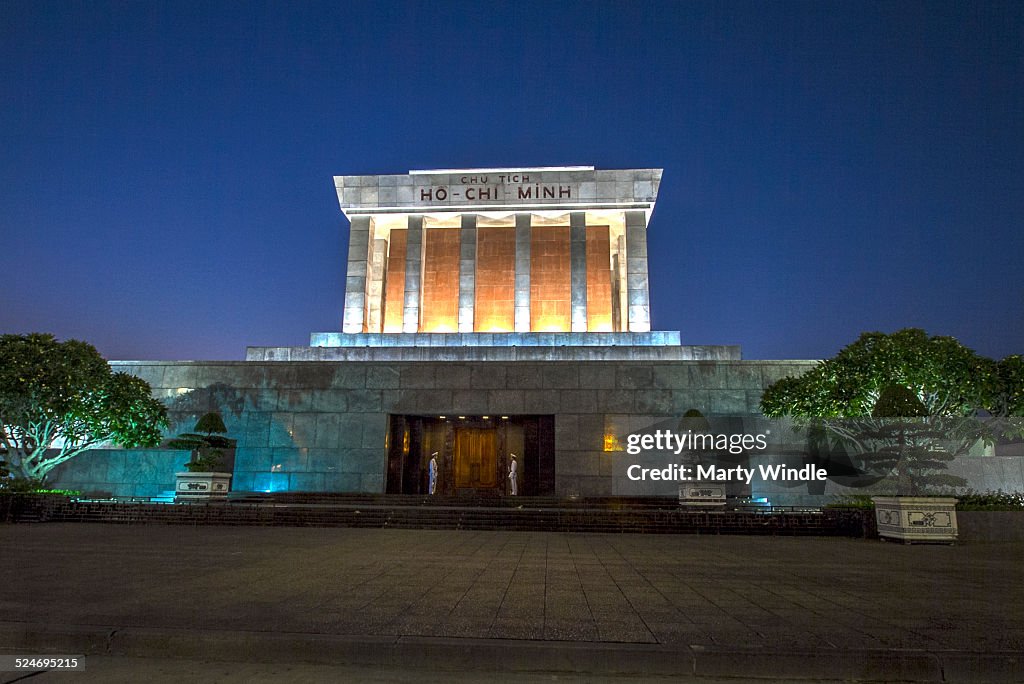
[335,168,663,213]
[48,448,189,498]
[256,342,739,362]
[106,359,816,496]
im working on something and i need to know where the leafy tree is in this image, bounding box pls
[195,411,227,437]
[761,329,992,418]
[0,333,168,482]
[759,330,1006,495]
[872,385,928,419]
[986,355,1024,417]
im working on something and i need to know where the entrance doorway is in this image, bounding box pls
[454,427,498,489]
[386,415,555,496]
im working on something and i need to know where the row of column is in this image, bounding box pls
[343,211,651,335]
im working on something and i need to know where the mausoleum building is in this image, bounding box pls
[47,166,1022,503]
[53,167,826,499]
[247,167,716,362]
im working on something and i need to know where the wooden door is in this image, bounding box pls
[454,428,498,489]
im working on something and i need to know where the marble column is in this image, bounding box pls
[343,215,371,334]
[514,214,531,332]
[570,212,588,332]
[625,210,651,332]
[403,215,423,333]
[458,214,477,333]
[366,237,388,333]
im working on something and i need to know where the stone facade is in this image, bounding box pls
[50,448,189,498]
[40,167,1024,502]
[334,167,663,336]
[73,359,816,496]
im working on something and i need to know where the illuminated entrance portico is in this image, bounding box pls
[386,415,555,496]
[335,166,660,339]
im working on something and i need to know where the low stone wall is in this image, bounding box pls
[0,493,68,522]
[957,511,1024,542]
[47,448,190,498]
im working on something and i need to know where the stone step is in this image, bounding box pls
[4,493,873,536]
[226,492,687,510]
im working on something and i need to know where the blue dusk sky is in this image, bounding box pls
[2,1,1021,361]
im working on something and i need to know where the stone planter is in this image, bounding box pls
[679,482,727,507]
[872,496,958,543]
[174,472,232,501]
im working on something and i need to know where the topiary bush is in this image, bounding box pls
[872,385,928,418]
[955,491,1024,511]
[165,412,236,473]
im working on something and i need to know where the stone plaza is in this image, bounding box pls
[1,524,1021,681]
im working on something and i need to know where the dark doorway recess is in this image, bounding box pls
[386,415,555,496]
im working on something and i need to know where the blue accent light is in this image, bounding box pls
[252,472,290,493]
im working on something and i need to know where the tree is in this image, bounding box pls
[872,385,928,419]
[865,385,967,495]
[759,329,1003,495]
[166,412,236,472]
[986,355,1024,418]
[760,329,993,418]
[0,333,168,482]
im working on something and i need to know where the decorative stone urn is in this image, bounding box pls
[872,496,958,543]
[174,472,232,501]
[679,482,727,507]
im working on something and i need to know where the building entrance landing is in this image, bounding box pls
[386,415,555,496]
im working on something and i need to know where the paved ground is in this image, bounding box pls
[1,524,1022,681]
[0,652,862,684]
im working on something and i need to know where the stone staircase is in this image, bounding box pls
[2,492,875,537]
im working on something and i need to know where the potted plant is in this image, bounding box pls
[168,412,236,501]
[676,410,727,507]
[867,386,960,543]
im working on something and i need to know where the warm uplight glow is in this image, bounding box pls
[586,225,614,331]
[603,434,623,452]
[382,229,407,333]
[475,225,515,332]
[534,321,571,333]
[421,227,460,333]
[350,207,638,335]
[530,225,571,332]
